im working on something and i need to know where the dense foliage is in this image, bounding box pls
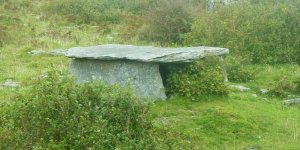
[268,76,296,98]
[0,70,192,149]
[184,0,300,64]
[225,56,255,82]
[138,0,193,45]
[166,57,228,99]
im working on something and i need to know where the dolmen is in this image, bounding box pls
[65,44,229,100]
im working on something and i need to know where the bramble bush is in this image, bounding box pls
[0,70,193,149]
[166,57,228,99]
[184,0,300,64]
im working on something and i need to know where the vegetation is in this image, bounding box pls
[138,0,192,45]
[184,0,300,64]
[225,56,255,82]
[0,70,194,149]
[1,0,300,149]
[166,57,228,98]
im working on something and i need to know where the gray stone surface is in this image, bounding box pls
[69,59,166,100]
[65,44,228,63]
[260,88,268,94]
[1,79,19,87]
[28,49,66,56]
[230,85,251,92]
[283,98,300,105]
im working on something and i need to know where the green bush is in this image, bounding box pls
[184,0,300,64]
[0,70,192,149]
[294,77,300,94]
[139,0,192,45]
[166,57,228,99]
[226,56,255,82]
[268,76,295,98]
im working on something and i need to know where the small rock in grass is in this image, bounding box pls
[48,49,67,56]
[248,146,255,150]
[283,98,300,105]
[28,50,45,55]
[260,88,268,94]
[28,49,66,56]
[230,85,251,92]
[251,94,258,97]
[1,79,20,87]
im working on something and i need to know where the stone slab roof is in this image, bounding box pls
[65,44,229,63]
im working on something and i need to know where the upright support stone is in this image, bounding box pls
[69,59,166,100]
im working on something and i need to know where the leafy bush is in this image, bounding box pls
[166,57,228,99]
[268,76,295,98]
[139,0,192,45]
[225,56,255,82]
[184,0,300,64]
[0,70,192,149]
[294,77,300,94]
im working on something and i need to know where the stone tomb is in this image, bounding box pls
[66,44,229,100]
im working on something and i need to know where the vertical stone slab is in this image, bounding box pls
[69,59,167,100]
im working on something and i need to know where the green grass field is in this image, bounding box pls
[1,38,300,149]
[1,1,300,149]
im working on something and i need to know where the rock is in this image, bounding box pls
[230,85,251,92]
[248,146,256,150]
[27,50,45,55]
[66,44,229,100]
[65,44,229,63]
[283,98,300,105]
[69,59,167,100]
[47,49,67,56]
[28,49,66,56]
[260,88,268,94]
[251,94,258,97]
[1,79,19,87]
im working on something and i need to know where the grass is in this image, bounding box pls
[1,0,300,149]
[151,92,300,149]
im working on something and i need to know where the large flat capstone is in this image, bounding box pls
[66,44,229,100]
[66,44,229,63]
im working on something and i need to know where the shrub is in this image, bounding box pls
[225,56,255,82]
[139,0,192,46]
[166,56,228,99]
[184,0,300,64]
[294,77,300,94]
[268,76,295,98]
[0,70,192,149]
